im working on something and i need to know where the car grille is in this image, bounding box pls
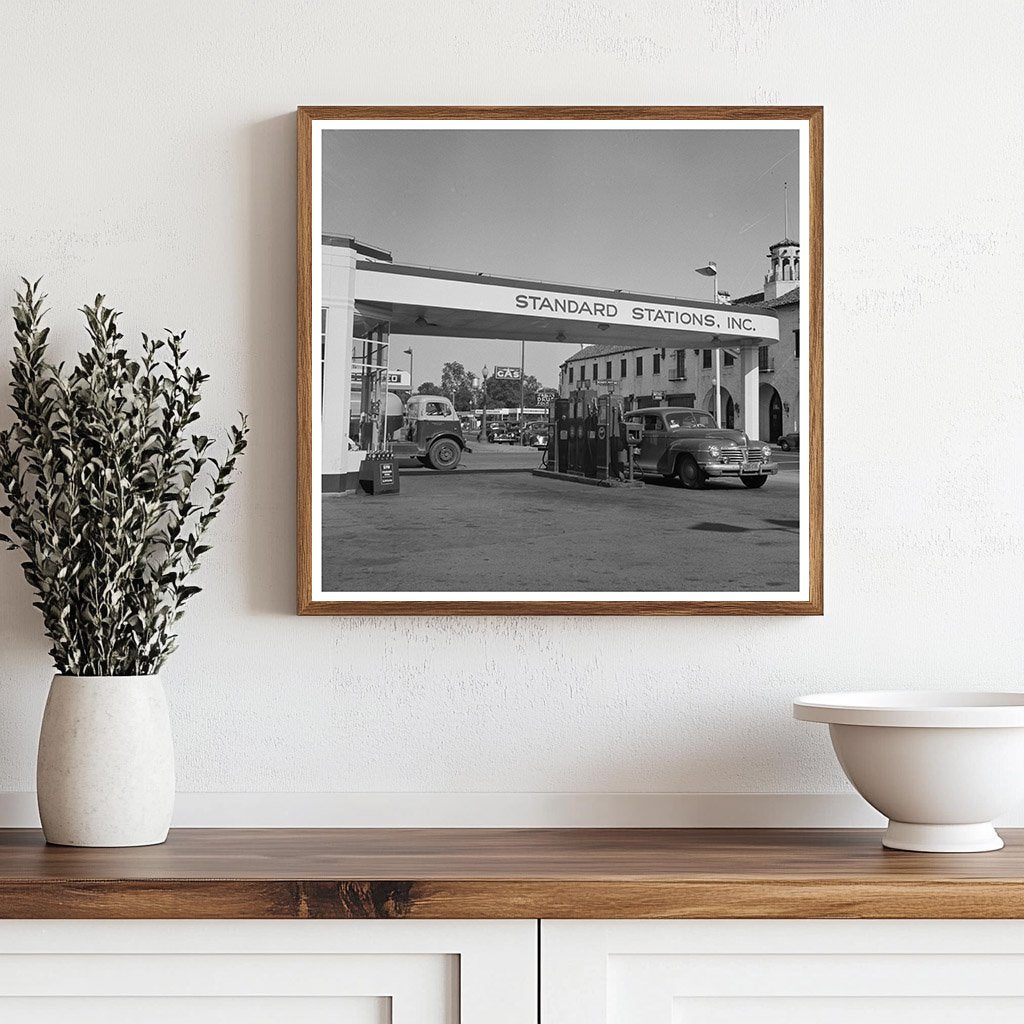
[720,446,765,464]
[719,447,747,464]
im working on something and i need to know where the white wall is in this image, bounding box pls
[1,0,1022,826]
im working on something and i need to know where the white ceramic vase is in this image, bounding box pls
[36,675,175,847]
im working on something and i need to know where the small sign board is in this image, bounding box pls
[350,369,411,388]
[492,366,522,380]
[358,457,400,495]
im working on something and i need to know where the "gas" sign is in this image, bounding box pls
[493,366,522,380]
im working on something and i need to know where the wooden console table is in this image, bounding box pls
[2,826,1023,919]
[5,828,1024,1020]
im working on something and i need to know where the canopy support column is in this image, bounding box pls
[322,242,358,492]
[740,346,760,441]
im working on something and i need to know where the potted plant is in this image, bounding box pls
[0,280,247,847]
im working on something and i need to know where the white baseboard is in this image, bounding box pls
[3,790,1021,829]
[0,791,887,828]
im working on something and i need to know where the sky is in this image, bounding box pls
[322,126,800,391]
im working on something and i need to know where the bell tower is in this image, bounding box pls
[764,181,799,302]
[763,238,800,301]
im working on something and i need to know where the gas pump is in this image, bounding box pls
[595,393,614,480]
[534,385,642,487]
[623,413,643,483]
[567,387,596,473]
[546,398,570,472]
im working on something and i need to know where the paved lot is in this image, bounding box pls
[322,446,801,593]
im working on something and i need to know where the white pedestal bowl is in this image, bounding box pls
[794,691,1024,852]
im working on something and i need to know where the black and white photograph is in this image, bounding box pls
[301,110,821,612]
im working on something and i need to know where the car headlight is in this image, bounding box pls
[761,445,771,460]
[707,445,721,460]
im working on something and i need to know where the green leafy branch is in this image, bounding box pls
[0,279,248,675]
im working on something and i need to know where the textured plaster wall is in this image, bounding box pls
[0,1,1022,812]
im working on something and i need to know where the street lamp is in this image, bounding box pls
[480,365,489,440]
[694,262,721,426]
[403,347,413,391]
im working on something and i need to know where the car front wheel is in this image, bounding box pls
[677,455,708,489]
[426,438,462,471]
[741,475,769,488]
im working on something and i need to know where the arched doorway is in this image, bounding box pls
[759,383,783,442]
[704,386,734,429]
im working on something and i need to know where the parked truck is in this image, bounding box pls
[351,390,471,472]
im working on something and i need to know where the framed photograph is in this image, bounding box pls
[298,106,822,615]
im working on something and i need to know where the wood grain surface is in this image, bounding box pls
[296,105,824,616]
[1,828,1021,920]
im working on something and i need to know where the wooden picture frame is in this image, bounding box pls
[298,106,822,615]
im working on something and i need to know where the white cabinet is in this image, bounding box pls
[542,920,1024,1023]
[8,916,1024,1021]
[0,920,536,1024]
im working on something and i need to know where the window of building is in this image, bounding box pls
[653,353,661,374]
[593,363,599,380]
[580,365,586,381]
[667,392,695,408]
[620,358,627,377]
[636,355,643,375]
[794,328,800,359]
[702,349,712,370]
[320,308,328,402]
[605,360,612,379]
[724,352,734,367]
[758,345,770,372]
[568,366,574,383]
[675,349,686,378]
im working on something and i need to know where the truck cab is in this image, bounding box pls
[401,394,469,471]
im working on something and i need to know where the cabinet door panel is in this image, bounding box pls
[675,997,1024,1024]
[543,920,1024,1024]
[0,997,389,1024]
[0,919,536,1024]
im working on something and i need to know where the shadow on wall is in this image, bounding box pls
[0,573,50,670]
[0,113,308,673]
[244,113,299,617]
[551,687,808,799]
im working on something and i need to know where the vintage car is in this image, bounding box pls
[520,422,549,450]
[486,420,519,445]
[395,394,470,471]
[524,421,548,450]
[777,431,800,452]
[623,407,778,489]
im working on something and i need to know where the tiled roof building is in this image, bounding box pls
[559,242,802,441]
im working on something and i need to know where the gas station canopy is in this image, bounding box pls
[321,235,782,490]
[354,261,780,349]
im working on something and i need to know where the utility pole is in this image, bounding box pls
[518,340,525,423]
[784,180,789,239]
